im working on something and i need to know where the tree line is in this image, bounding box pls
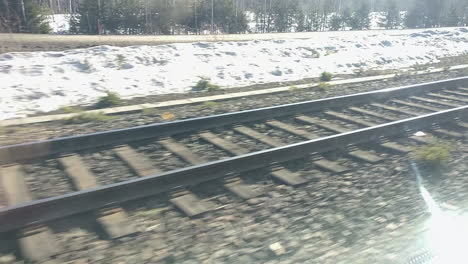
[71,0,248,34]
[1,0,468,34]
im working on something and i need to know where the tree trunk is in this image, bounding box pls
[19,0,27,24]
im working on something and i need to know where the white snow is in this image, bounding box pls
[369,12,407,30]
[46,14,70,34]
[1,27,468,120]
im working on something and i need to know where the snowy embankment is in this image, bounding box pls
[1,27,468,120]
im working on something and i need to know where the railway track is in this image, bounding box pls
[1,77,468,262]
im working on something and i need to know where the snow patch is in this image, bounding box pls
[46,14,70,34]
[1,27,468,120]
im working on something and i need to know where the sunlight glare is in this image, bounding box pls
[411,163,468,264]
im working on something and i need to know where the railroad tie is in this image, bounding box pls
[158,138,205,165]
[200,131,308,186]
[370,103,421,116]
[347,150,383,164]
[234,125,284,148]
[199,131,248,156]
[58,154,136,239]
[223,177,261,200]
[312,159,350,173]
[265,119,384,165]
[114,145,222,218]
[323,111,379,127]
[348,107,398,122]
[0,164,61,262]
[410,96,461,108]
[295,115,351,134]
[113,145,161,177]
[199,132,269,196]
[456,87,468,93]
[159,137,258,212]
[237,123,351,176]
[270,168,309,186]
[115,143,213,217]
[379,142,411,154]
[391,99,444,112]
[427,93,468,104]
[169,191,215,217]
[456,122,468,130]
[443,90,468,98]
[295,115,382,164]
[265,120,319,140]
[432,128,465,139]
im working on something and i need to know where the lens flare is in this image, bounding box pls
[411,163,468,264]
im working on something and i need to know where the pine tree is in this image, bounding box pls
[425,0,443,27]
[0,0,50,33]
[462,0,468,26]
[405,0,426,28]
[295,9,306,32]
[75,0,100,34]
[213,0,248,33]
[115,0,144,34]
[24,0,51,33]
[341,6,352,29]
[270,0,298,33]
[350,0,370,30]
[69,13,79,33]
[443,5,459,27]
[329,14,342,31]
[385,0,400,29]
[305,4,321,32]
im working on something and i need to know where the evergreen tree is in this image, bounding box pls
[462,0,468,26]
[350,0,370,30]
[425,0,443,27]
[405,0,426,28]
[114,0,144,34]
[305,4,321,31]
[385,0,400,29]
[69,13,79,34]
[329,14,342,31]
[341,6,352,29]
[270,0,298,33]
[27,0,464,35]
[145,0,173,34]
[295,10,306,32]
[24,0,51,33]
[443,5,459,27]
[75,0,100,34]
[0,0,50,33]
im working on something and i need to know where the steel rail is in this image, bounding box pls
[0,105,467,233]
[0,76,467,165]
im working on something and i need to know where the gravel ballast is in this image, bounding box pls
[39,131,468,264]
[22,159,74,200]
[80,149,138,186]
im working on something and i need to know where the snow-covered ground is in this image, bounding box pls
[46,14,71,34]
[1,27,468,120]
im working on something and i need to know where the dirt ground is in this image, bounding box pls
[0,28,453,53]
